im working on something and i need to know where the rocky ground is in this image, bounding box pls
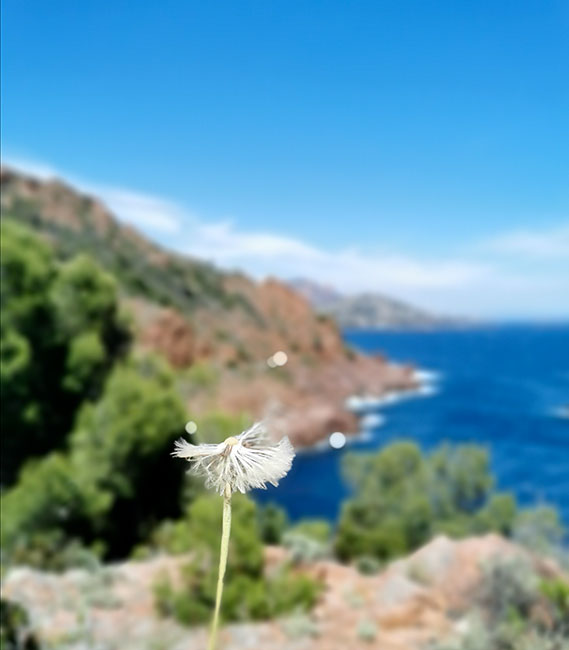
[3,534,565,650]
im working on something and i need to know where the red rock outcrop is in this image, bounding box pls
[140,308,195,368]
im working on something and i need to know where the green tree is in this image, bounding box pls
[335,441,544,562]
[66,356,188,557]
[0,222,130,485]
[0,220,55,334]
[512,506,564,554]
[1,356,188,564]
[336,442,432,560]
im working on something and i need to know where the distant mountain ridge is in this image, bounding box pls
[289,278,344,309]
[290,277,462,330]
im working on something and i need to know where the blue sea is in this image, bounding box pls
[256,325,569,526]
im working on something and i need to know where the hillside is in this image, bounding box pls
[290,277,462,330]
[0,168,417,447]
[3,534,567,649]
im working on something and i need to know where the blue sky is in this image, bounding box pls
[2,0,568,318]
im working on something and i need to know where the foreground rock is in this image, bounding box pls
[3,535,565,650]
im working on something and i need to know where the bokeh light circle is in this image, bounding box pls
[185,420,198,434]
[329,431,346,449]
[272,351,288,367]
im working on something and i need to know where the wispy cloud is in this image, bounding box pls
[482,224,569,258]
[192,221,322,260]
[3,155,568,319]
[99,189,183,234]
[184,220,489,291]
[4,155,183,235]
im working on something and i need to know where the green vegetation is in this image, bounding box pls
[281,612,320,640]
[356,619,378,643]
[190,410,252,445]
[289,519,332,544]
[512,505,565,554]
[0,219,261,569]
[0,210,321,627]
[2,356,188,566]
[282,519,333,564]
[1,215,566,641]
[0,221,197,567]
[355,555,382,576]
[336,441,563,562]
[151,494,322,625]
[433,556,569,650]
[0,599,39,650]
[258,503,289,544]
[177,361,220,396]
[1,195,253,317]
[1,220,130,485]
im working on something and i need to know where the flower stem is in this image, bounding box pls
[207,482,232,650]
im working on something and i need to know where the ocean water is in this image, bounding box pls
[256,325,569,526]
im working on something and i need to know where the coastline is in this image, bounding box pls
[345,368,440,413]
[295,366,440,454]
[258,325,569,529]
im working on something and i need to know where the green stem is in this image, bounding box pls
[207,482,232,650]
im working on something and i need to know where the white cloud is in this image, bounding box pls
[3,154,568,319]
[2,157,59,181]
[180,221,491,308]
[482,223,569,258]
[96,188,182,234]
[4,155,182,235]
[193,221,322,259]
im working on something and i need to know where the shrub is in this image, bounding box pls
[179,362,219,394]
[473,494,517,535]
[0,599,39,650]
[432,557,569,650]
[258,503,289,544]
[268,570,321,615]
[432,620,569,650]
[151,494,322,625]
[512,506,564,555]
[281,520,332,565]
[355,556,382,576]
[283,532,329,565]
[289,519,332,544]
[335,441,565,563]
[357,619,378,642]
[478,556,539,624]
[281,612,320,640]
[191,411,252,445]
[539,578,569,633]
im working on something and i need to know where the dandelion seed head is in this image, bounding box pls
[172,421,295,494]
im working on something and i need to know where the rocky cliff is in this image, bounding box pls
[1,168,417,447]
